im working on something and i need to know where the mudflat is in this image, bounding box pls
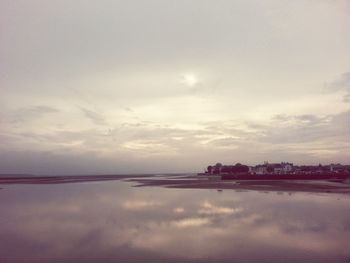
[1,174,350,194]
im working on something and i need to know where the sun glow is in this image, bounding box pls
[182,73,199,87]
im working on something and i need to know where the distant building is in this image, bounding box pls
[255,165,268,175]
[203,161,349,176]
[273,164,283,174]
[282,162,293,173]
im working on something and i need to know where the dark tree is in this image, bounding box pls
[207,166,213,173]
[267,166,274,173]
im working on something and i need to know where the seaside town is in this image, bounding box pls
[203,162,350,176]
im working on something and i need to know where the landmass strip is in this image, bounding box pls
[200,162,350,180]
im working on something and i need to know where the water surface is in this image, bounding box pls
[1,175,350,262]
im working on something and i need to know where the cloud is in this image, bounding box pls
[79,107,107,126]
[267,111,350,144]
[1,108,350,175]
[0,0,350,173]
[199,110,350,164]
[5,105,59,123]
[327,71,350,102]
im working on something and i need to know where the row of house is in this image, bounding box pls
[253,162,293,175]
[205,162,350,175]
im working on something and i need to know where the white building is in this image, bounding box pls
[281,162,293,173]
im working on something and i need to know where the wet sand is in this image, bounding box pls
[129,176,350,194]
[0,174,151,184]
[1,174,350,194]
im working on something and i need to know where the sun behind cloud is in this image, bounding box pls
[181,73,199,87]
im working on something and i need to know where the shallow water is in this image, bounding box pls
[1,176,350,263]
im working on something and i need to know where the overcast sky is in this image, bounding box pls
[1,0,350,174]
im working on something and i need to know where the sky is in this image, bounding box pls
[1,0,350,174]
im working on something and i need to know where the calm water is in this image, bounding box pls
[1,176,350,263]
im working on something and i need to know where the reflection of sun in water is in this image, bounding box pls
[182,74,199,87]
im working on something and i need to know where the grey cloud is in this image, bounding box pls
[0,0,350,174]
[1,1,273,69]
[272,114,330,126]
[200,111,350,163]
[260,111,350,144]
[80,107,107,126]
[1,109,350,174]
[25,105,58,113]
[206,137,240,148]
[327,71,350,102]
[0,147,203,175]
[272,114,293,122]
[294,114,329,124]
[5,106,59,123]
[1,123,198,155]
[2,0,348,101]
[332,110,350,135]
[0,150,126,175]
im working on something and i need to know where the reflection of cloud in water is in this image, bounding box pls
[250,224,347,254]
[1,181,350,262]
[171,217,210,228]
[197,201,242,215]
[173,207,185,213]
[122,200,163,210]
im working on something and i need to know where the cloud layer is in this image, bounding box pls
[1,0,350,174]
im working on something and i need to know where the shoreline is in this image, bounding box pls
[1,174,350,194]
[198,172,350,181]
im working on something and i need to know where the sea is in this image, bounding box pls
[1,174,350,263]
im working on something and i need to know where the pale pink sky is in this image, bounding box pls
[1,0,350,174]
